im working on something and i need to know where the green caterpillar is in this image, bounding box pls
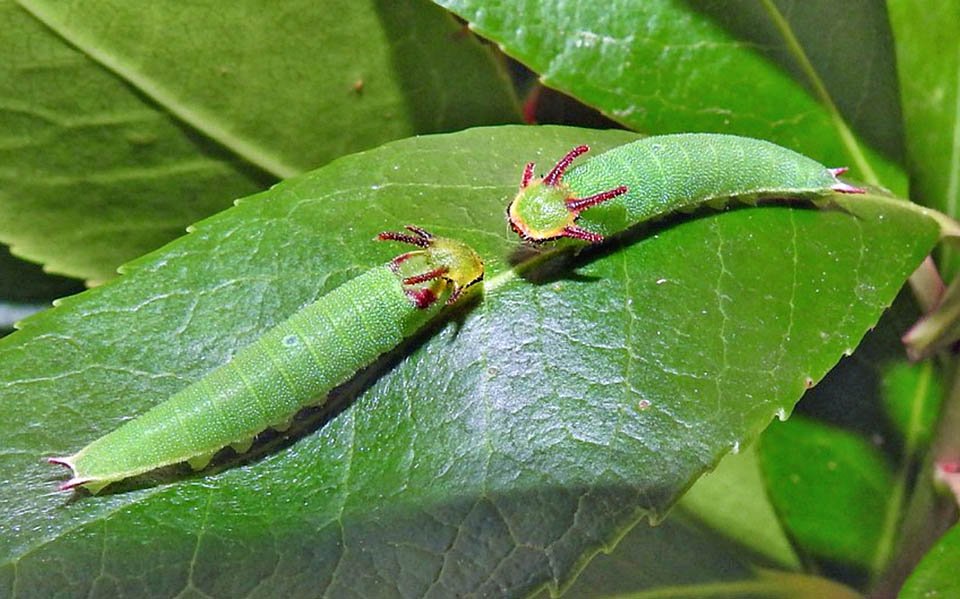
[507,133,865,243]
[49,227,484,494]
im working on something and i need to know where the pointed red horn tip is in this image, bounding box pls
[831,181,866,194]
[543,145,590,186]
[561,225,604,243]
[828,167,864,193]
[59,478,84,491]
[521,162,536,188]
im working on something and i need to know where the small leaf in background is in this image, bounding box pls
[888,0,960,275]
[678,445,801,571]
[539,445,860,598]
[2,0,519,282]
[881,361,943,450]
[434,0,905,193]
[760,416,895,571]
[0,126,946,597]
[531,514,860,599]
[898,523,960,599]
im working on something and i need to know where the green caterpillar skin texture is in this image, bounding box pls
[507,133,864,243]
[49,227,484,494]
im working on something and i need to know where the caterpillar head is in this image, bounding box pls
[507,145,628,244]
[377,226,484,308]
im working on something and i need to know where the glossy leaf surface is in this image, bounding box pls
[0,126,946,598]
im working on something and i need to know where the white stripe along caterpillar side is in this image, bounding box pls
[507,133,865,243]
[49,227,484,494]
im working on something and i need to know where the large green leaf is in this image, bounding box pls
[0,0,266,282]
[433,0,905,194]
[899,524,960,599]
[2,0,518,282]
[0,126,947,598]
[888,0,960,274]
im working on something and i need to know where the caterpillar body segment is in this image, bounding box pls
[507,133,865,244]
[49,228,484,494]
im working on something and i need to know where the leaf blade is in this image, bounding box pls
[0,126,944,598]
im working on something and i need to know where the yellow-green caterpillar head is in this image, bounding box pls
[377,226,484,308]
[507,145,627,244]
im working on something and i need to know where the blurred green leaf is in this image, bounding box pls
[0,0,266,282]
[2,0,518,282]
[898,523,960,599]
[759,416,895,570]
[881,361,943,450]
[779,290,949,594]
[434,0,905,193]
[678,445,802,571]
[533,515,859,599]
[888,0,960,275]
[0,126,944,597]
